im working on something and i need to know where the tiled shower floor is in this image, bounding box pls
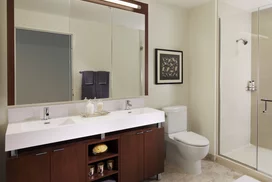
[224,144,272,176]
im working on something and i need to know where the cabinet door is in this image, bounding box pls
[7,151,50,182]
[51,143,86,182]
[120,130,144,182]
[144,127,165,179]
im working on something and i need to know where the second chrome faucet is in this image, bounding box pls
[125,100,132,110]
[43,107,50,124]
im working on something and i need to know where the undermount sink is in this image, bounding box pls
[22,118,76,132]
[6,107,165,151]
[113,108,151,115]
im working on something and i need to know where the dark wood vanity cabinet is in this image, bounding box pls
[144,127,165,179]
[7,149,51,182]
[120,127,165,182]
[7,143,86,182]
[6,126,164,182]
[51,143,86,182]
[120,129,145,182]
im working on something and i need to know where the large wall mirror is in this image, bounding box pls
[7,0,148,105]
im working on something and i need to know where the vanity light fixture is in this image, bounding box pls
[104,0,141,9]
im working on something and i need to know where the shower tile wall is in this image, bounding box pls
[219,1,252,154]
[251,7,272,150]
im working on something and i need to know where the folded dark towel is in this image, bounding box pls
[97,71,109,85]
[81,71,96,99]
[82,71,94,85]
[96,71,110,98]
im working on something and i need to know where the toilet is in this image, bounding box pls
[162,106,209,175]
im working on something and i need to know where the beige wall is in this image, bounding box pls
[143,0,190,108]
[15,8,70,33]
[70,18,112,100]
[0,0,7,181]
[251,8,272,149]
[188,1,217,155]
[112,25,142,98]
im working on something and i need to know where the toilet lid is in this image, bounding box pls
[173,132,209,147]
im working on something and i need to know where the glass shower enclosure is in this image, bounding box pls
[219,0,272,176]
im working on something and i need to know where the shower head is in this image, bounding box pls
[236,38,248,45]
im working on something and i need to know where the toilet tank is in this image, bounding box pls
[162,106,187,134]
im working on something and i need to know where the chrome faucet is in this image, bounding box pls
[43,107,50,121]
[125,100,132,110]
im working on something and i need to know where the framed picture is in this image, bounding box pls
[155,49,183,84]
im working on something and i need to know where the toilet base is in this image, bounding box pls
[166,142,202,175]
[180,160,201,175]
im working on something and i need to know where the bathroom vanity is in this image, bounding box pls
[6,108,165,182]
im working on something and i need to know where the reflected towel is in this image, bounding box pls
[96,71,109,98]
[81,71,96,99]
[97,71,109,85]
[82,71,94,85]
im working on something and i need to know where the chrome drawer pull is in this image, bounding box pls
[145,130,153,133]
[136,131,144,135]
[53,148,64,152]
[36,152,47,156]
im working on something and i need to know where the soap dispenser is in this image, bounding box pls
[86,100,94,116]
[97,99,104,112]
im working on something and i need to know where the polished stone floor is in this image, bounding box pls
[149,160,243,182]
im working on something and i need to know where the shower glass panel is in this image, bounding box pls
[257,4,272,176]
[219,0,258,169]
[219,0,272,177]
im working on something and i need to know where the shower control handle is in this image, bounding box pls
[261,99,272,113]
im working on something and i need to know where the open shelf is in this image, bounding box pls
[87,137,119,181]
[88,152,118,164]
[88,170,118,182]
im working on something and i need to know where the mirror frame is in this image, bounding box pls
[7,0,148,106]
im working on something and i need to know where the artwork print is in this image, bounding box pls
[155,49,183,84]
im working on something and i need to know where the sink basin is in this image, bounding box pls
[22,118,76,132]
[6,107,165,151]
[109,108,155,115]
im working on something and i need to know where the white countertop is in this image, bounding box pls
[5,107,165,151]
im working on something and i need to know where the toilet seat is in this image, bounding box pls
[173,132,209,147]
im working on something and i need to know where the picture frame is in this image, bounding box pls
[155,49,183,84]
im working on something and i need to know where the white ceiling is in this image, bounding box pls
[158,0,212,8]
[220,0,272,11]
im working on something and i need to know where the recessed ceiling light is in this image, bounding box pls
[104,0,141,9]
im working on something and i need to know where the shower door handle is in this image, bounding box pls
[261,99,272,113]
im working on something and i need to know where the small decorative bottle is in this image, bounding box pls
[97,99,104,113]
[86,100,94,117]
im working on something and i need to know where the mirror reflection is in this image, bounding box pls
[14,0,145,105]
